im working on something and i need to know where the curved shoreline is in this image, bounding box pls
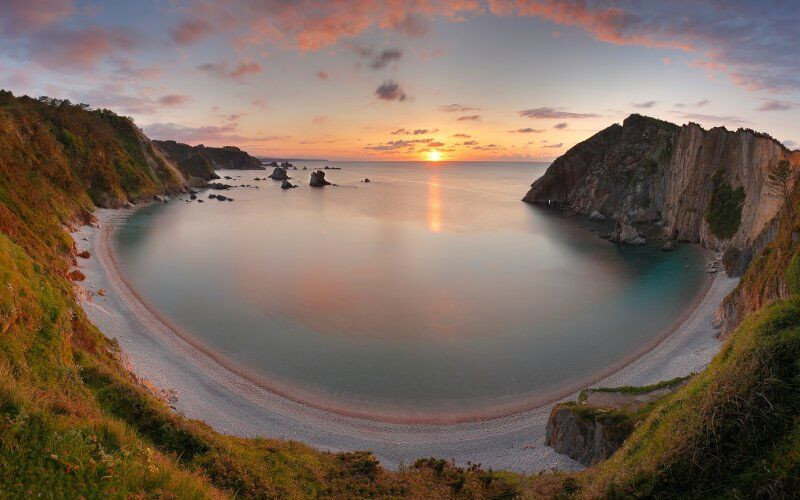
[75,207,739,471]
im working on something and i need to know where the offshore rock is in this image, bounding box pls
[310,170,331,187]
[589,210,606,221]
[280,179,297,189]
[269,167,290,180]
[609,217,645,245]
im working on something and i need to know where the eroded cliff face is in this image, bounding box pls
[524,114,800,253]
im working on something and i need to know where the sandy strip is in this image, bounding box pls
[73,208,738,473]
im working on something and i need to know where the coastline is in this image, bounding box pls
[74,207,739,472]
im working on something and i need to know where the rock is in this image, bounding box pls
[546,379,688,465]
[363,178,371,183]
[302,166,308,170]
[269,167,290,181]
[324,165,329,169]
[609,217,646,245]
[546,405,633,466]
[208,182,232,190]
[721,247,753,277]
[589,210,606,221]
[68,269,86,282]
[280,179,297,189]
[190,193,197,200]
[77,250,91,259]
[153,194,168,203]
[661,241,677,251]
[309,170,331,187]
[280,161,293,169]
[97,288,106,296]
[523,113,798,253]
[198,199,204,203]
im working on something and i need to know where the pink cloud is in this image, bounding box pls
[198,60,263,81]
[0,0,75,36]
[158,94,191,106]
[28,26,136,71]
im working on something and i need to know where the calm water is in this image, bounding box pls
[115,161,707,419]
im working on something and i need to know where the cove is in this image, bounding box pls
[113,161,708,421]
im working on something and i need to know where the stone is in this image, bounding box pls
[609,217,646,245]
[309,170,331,187]
[280,179,296,189]
[269,167,290,180]
[589,210,606,221]
[662,241,677,251]
[363,178,371,183]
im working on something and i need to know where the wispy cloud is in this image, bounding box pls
[553,122,568,129]
[672,111,750,127]
[440,103,480,113]
[632,101,657,108]
[757,99,798,111]
[518,107,599,119]
[198,60,263,81]
[508,127,544,133]
[456,114,481,121]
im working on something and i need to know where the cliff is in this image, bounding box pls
[154,140,264,173]
[524,114,800,253]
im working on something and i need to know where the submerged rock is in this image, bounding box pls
[309,170,331,187]
[662,241,677,251]
[269,167,290,181]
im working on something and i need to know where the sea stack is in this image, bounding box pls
[269,167,290,180]
[280,179,297,189]
[309,170,331,187]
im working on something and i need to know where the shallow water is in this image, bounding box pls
[115,161,707,419]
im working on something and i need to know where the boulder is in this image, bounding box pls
[363,178,371,183]
[589,210,606,221]
[269,167,290,181]
[280,179,297,189]
[609,217,645,245]
[662,241,677,251]
[309,170,331,187]
[190,193,197,200]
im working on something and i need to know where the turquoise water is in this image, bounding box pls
[115,161,707,420]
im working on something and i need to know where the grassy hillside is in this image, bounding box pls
[1,89,799,497]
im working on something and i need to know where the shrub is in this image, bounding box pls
[705,182,745,239]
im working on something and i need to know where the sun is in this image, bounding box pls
[427,150,442,162]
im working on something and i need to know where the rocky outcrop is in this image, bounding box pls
[546,404,634,466]
[154,140,265,171]
[523,114,800,253]
[609,217,645,245]
[269,167,290,180]
[280,179,297,189]
[546,378,689,465]
[310,170,331,187]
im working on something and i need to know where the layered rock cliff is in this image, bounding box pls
[524,114,800,253]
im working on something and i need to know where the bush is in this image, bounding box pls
[706,182,745,239]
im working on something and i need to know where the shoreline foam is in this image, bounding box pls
[75,207,738,472]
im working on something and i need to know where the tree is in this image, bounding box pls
[767,159,795,217]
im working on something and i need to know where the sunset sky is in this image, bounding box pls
[1,0,798,161]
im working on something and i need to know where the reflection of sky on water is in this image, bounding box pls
[115,162,707,418]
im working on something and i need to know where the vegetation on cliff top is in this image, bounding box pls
[2,89,800,497]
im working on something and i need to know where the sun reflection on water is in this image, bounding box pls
[427,173,442,232]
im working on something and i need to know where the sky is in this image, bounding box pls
[1,0,798,161]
